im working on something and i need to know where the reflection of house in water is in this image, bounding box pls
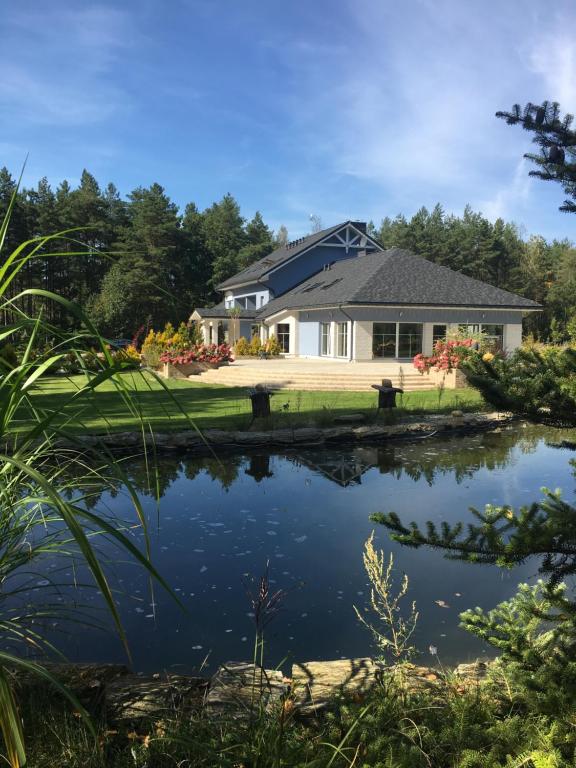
[244,454,274,482]
[289,446,403,487]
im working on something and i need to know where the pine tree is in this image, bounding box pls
[92,183,184,335]
[202,193,246,291]
[182,202,212,308]
[237,211,274,269]
[496,100,576,213]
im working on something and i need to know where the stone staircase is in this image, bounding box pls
[195,363,436,391]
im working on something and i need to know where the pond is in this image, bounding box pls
[35,423,576,673]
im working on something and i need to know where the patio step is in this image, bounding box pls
[194,366,437,391]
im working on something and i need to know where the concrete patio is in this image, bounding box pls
[195,357,437,391]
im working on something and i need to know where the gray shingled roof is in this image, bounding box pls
[217,221,377,290]
[192,307,257,319]
[258,248,541,317]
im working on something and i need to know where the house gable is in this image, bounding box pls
[217,221,381,295]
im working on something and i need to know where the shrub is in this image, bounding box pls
[113,344,141,368]
[249,334,262,356]
[141,321,199,366]
[462,344,576,423]
[160,343,234,366]
[413,338,478,374]
[234,336,250,356]
[265,335,282,356]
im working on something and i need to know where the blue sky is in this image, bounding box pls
[1,0,575,240]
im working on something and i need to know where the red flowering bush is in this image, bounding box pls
[413,338,476,374]
[160,343,234,366]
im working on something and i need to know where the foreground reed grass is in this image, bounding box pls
[0,182,182,766]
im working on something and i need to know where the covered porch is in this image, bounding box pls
[190,308,258,346]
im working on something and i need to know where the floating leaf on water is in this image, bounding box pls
[434,600,450,608]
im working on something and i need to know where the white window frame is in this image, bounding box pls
[336,322,348,358]
[320,322,331,356]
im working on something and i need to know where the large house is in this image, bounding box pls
[191,221,540,361]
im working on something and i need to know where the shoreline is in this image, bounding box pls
[67,411,513,455]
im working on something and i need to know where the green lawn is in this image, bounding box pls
[21,372,484,435]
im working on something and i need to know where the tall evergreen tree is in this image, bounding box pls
[202,193,246,291]
[92,183,184,335]
[237,211,274,270]
[182,202,212,308]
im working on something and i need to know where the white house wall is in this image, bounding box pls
[299,321,320,356]
[225,288,270,310]
[504,323,522,353]
[267,312,298,355]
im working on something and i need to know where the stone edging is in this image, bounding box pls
[71,412,512,454]
[15,658,492,726]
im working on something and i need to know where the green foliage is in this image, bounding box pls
[249,333,262,356]
[234,336,250,356]
[461,581,576,713]
[0,196,177,764]
[374,479,576,713]
[18,673,576,767]
[266,335,282,356]
[462,346,576,424]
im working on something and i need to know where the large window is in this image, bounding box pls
[373,322,423,358]
[277,323,290,353]
[336,322,348,357]
[373,323,397,358]
[320,322,331,356]
[482,324,504,350]
[397,323,423,358]
[459,323,504,350]
[432,324,447,346]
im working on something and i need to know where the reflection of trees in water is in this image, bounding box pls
[289,425,576,488]
[62,424,576,501]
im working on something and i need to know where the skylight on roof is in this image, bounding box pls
[321,278,343,290]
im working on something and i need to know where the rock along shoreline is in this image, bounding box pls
[61,411,512,455]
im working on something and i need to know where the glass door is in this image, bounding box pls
[373,323,396,358]
[320,322,331,356]
[397,323,422,358]
[277,323,290,353]
[336,322,348,357]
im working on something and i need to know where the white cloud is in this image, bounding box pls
[0,5,135,126]
[528,32,576,111]
[480,159,532,221]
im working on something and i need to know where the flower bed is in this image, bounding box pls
[413,338,476,374]
[160,343,234,367]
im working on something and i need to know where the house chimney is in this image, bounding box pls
[351,221,367,234]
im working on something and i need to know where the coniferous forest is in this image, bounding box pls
[2,166,574,340]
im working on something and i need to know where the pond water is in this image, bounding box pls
[37,424,576,673]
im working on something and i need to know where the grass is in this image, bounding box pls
[17,670,575,768]
[20,372,485,435]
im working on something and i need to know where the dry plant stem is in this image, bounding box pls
[354,532,419,666]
